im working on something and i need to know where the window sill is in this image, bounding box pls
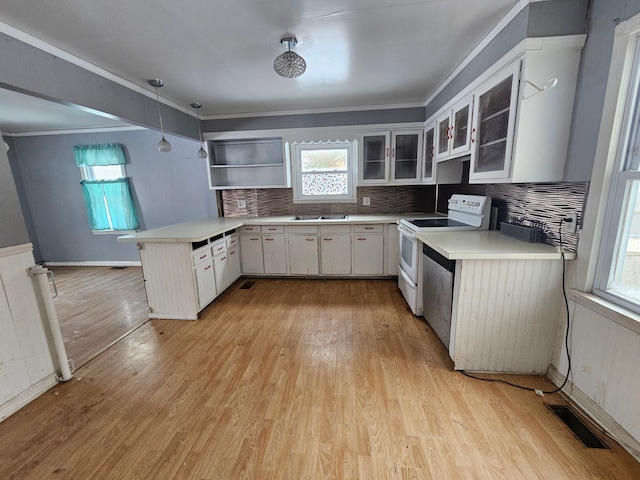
[92,230,136,235]
[570,290,640,334]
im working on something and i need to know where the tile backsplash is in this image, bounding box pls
[221,186,437,217]
[221,179,588,253]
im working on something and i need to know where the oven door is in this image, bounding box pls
[398,224,419,283]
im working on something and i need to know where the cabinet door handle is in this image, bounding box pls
[245,227,255,231]
[230,251,235,255]
[357,237,367,241]
[265,238,274,241]
[324,238,333,241]
[470,127,476,144]
[392,147,395,158]
[250,237,259,241]
[199,254,207,259]
[220,256,226,261]
[386,147,389,158]
[448,126,454,140]
[267,228,277,231]
[306,238,315,242]
[204,265,212,270]
[364,227,374,230]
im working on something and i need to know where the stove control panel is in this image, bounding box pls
[448,194,490,214]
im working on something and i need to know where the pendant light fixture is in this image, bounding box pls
[273,35,306,78]
[190,102,208,159]
[148,79,172,152]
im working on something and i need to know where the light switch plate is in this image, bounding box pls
[237,200,246,209]
[362,197,371,206]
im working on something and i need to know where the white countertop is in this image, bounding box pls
[415,230,576,260]
[118,213,433,243]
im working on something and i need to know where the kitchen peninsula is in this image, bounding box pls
[118,214,411,320]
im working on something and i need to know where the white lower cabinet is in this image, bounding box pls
[352,232,384,275]
[321,234,352,275]
[386,224,399,275]
[194,258,216,309]
[228,246,241,283]
[240,235,264,274]
[213,252,231,294]
[263,235,287,274]
[288,235,319,275]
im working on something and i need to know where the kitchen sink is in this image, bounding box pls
[290,214,348,221]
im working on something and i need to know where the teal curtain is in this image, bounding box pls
[81,179,139,230]
[73,144,126,166]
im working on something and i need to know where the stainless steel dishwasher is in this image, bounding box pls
[422,243,456,350]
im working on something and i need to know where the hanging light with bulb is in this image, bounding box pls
[273,35,306,78]
[190,102,208,159]
[148,79,172,152]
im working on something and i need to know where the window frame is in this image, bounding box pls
[79,164,136,233]
[290,140,358,204]
[593,30,640,314]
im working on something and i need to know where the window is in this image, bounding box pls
[594,38,640,313]
[73,144,139,232]
[291,140,357,203]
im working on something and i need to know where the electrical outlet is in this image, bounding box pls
[362,197,371,206]
[237,200,246,209]
[563,213,578,233]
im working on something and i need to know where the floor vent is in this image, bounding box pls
[110,266,128,270]
[549,405,608,449]
[240,281,255,290]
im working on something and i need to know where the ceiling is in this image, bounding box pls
[0,0,519,134]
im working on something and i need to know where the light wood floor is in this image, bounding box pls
[1,278,639,479]
[51,266,148,368]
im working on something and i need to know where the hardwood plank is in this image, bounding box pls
[51,266,148,368]
[0,278,638,479]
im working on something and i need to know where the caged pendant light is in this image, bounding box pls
[273,35,306,78]
[190,102,208,159]
[148,79,172,152]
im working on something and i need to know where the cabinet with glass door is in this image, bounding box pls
[359,130,422,185]
[435,96,474,162]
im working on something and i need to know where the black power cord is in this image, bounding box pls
[461,219,573,395]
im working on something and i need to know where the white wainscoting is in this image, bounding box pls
[0,244,58,421]
[550,296,640,461]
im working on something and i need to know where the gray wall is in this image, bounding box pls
[0,32,199,141]
[202,107,426,133]
[10,129,217,263]
[564,0,640,181]
[0,133,29,248]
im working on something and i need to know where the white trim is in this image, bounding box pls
[0,21,194,116]
[423,0,531,106]
[7,126,146,138]
[203,123,424,141]
[547,364,640,462]
[204,102,426,120]
[0,373,58,423]
[42,261,141,267]
[0,243,33,258]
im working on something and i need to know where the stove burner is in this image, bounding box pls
[407,218,468,228]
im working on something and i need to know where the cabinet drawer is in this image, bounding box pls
[320,224,351,234]
[211,238,227,257]
[239,225,261,233]
[261,225,285,234]
[354,224,383,233]
[288,225,318,234]
[192,246,212,266]
[226,234,239,249]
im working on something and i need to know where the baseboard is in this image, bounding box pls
[148,313,198,320]
[43,261,141,267]
[548,365,640,462]
[0,373,58,422]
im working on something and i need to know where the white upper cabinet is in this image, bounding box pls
[422,120,464,186]
[435,95,474,162]
[360,130,422,185]
[469,61,521,182]
[468,37,584,183]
